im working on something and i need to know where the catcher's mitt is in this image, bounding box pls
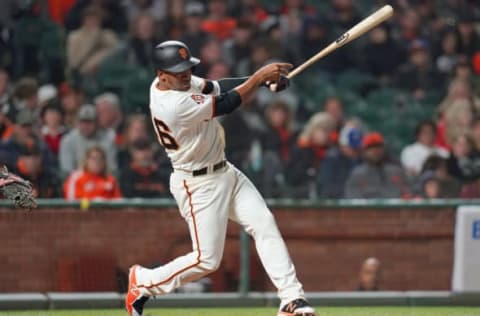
[0,166,37,209]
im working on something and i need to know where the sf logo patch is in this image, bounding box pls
[191,94,205,105]
[178,47,188,60]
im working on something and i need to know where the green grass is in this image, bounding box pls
[0,307,478,316]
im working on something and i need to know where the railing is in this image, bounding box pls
[1,197,479,209]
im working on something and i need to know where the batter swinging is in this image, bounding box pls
[125,40,316,316]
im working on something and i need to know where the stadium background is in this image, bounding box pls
[0,0,480,312]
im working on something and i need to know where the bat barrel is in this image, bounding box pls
[286,5,394,80]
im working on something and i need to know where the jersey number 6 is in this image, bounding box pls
[153,118,179,150]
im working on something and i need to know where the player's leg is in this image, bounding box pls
[126,170,234,315]
[228,165,315,316]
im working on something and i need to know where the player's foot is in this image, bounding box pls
[125,265,149,316]
[278,298,316,316]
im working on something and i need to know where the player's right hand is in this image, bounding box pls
[254,63,293,85]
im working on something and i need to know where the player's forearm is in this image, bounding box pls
[233,73,263,101]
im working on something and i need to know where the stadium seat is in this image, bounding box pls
[122,67,153,114]
[336,69,377,96]
[97,53,136,95]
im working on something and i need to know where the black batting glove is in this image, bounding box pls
[275,76,290,92]
[263,76,290,92]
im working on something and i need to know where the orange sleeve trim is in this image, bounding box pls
[137,180,201,289]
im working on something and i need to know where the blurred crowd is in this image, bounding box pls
[0,0,480,200]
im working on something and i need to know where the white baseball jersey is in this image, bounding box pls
[149,75,224,171]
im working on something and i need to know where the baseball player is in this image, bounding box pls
[125,40,316,316]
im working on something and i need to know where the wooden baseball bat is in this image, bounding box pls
[270,5,394,90]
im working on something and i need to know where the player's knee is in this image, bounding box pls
[198,254,222,273]
[248,210,277,237]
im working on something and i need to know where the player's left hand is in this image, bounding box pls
[264,76,290,92]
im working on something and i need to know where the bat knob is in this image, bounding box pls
[269,83,278,92]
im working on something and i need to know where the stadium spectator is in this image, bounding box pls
[59,104,117,175]
[119,138,170,198]
[126,13,157,69]
[456,13,480,58]
[279,0,316,17]
[345,132,410,199]
[179,2,208,58]
[317,119,364,198]
[435,30,460,75]
[37,84,58,108]
[262,100,294,163]
[395,39,445,100]
[222,21,255,69]
[401,120,449,177]
[437,79,480,117]
[397,9,422,43]
[194,38,224,78]
[201,0,237,41]
[206,61,231,80]
[220,109,254,172]
[231,0,269,24]
[10,77,39,121]
[59,83,85,129]
[66,5,119,84]
[299,16,330,69]
[64,0,128,33]
[13,141,59,198]
[11,3,64,83]
[260,100,294,197]
[323,96,344,131]
[0,110,53,170]
[286,112,336,198]
[63,146,122,200]
[93,92,123,143]
[235,40,272,77]
[447,133,480,182]
[117,114,150,168]
[453,56,474,81]
[40,101,67,157]
[123,0,168,24]
[329,0,361,31]
[443,99,474,146]
[357,257,381,291]
[416,171,442,199]
[419,155,461,198]
[363,25,405,84]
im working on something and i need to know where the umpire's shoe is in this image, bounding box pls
[125,265,149,316]
[278,298,316,316]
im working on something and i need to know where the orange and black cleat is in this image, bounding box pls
[125,265,148,316]
[278,298,316,316]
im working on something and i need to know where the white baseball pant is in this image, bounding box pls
[135,162,304,306]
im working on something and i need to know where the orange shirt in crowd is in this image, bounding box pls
[63,170,122,200]
[201,18,237,41]
[1,121,14,141]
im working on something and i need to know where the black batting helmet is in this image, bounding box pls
[153,40,200,73]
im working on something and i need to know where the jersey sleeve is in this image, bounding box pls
[191,75,221,95]
[175,92,215,124]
